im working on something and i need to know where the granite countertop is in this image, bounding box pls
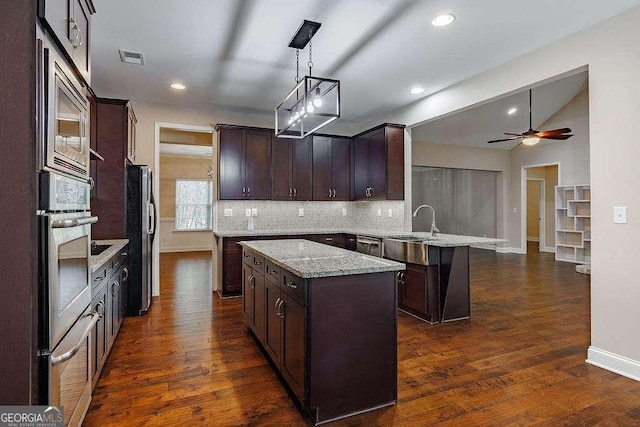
[90,239,129,273]
[215,228,507,248]
[239,239,405,279]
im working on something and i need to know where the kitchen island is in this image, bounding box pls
[239,239,404,425]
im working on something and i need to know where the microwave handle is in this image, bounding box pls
[50,310,100,366]
[52,216,98,228]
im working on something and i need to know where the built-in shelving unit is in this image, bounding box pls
[555,184,591,264]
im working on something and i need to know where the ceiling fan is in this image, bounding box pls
[487,89,573,146]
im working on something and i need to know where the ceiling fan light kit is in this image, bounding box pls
[487,88,574,146]
[275,20,341,139]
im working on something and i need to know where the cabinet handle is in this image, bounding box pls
[278,300,285,318]
[289,188,292,197]
[70,19,83,48]
[122,267,129,281]
[293,188,297,197]
[247,187,251,196]
[325,238,333,241]
[328,188,332,198]
[242,187,246,195]
[332,189,336,198]
[97,300,105,319]
[254,260,262,266]
[268,268,278,276]
[248,274,255,290]
[286,281,298,289]
[112,281,120,297]
[275,297,281,315]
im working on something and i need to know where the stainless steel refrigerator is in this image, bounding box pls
[126,165,157,315]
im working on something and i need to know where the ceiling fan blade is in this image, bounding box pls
[541,134,574,140]
[536,128,572,138]
[487,137,520,144]
[504,132,523,136]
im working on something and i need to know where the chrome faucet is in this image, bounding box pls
[413,204,440,238]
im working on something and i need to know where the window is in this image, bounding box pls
[175,179,212,231]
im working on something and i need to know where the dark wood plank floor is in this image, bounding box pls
[84,246,640,426]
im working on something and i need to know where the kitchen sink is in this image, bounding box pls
[382,238,436,266]
[90,244,111,256]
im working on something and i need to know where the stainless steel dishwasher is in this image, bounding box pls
[355,236,383,257]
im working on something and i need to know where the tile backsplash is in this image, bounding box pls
[215,200,404,232]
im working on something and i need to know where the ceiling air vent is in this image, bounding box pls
[118,49,145,65]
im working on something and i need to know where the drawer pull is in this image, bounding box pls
[268,268,278,276]
[254,260,262,266]
[286,281,298,289]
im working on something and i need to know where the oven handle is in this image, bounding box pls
[50,310,100,366]
[51,216,98,228]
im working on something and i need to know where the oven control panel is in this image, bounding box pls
[40,171,90,211]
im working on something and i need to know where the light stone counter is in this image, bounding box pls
[90,239,129,273]
[215,228,507,248]
[239,239,405,279]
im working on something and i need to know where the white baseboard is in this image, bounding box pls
[540,246,556,254]
[496,247,526,254]
[527,237,540,242]
[160,246,212,253]
[587,346,640,382]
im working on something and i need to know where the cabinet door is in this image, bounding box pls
[292,136,312,200]
[271,137,292,200]
[280,293,306,402]
[120,266,129,323]
[253,273,266,341]
[223,239,243,296]
[331,137,351,201]
[368,128,387,200]
[344,234,357,251]
[126,105,137,163]
[245,130,271,200]
[313,234,344,248]
[219,128,245,200]
[353,135,370,200]
[242,263,254,326]
[38,0,72,58]
[90,289,105,387]
[264,281,282,364]
[105,275,116,348]
[399,263,427,315]
[70,0,90,81]
[312,136,332,201]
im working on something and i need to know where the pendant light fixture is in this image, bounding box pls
[275,20,341,139]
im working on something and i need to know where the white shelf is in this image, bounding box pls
[555,184,591,264]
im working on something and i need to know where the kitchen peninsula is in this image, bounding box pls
[239,239,404,425]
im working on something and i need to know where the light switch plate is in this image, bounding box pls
[251,208,258,217]
[298,208,304,217]
[224,208,233,217]
[614,206,628,224]
[388,209,393,218]
[377,209,382,217]
[245,208,252,217]
[342,208,347,216]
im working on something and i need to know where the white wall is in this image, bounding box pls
[366,6,640,380]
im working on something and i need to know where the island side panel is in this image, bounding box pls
[308,272,398,423]
[439,246,470,322]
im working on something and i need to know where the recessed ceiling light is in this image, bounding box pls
[170,83,186,90]
[507,107,518,115]
[410,87,425,94]
[432,13,456,27]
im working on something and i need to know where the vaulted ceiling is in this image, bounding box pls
[91,1,639,129]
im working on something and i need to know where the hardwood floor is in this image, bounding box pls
[84,247,640,426]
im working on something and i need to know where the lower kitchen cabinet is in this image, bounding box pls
[312,233,345,248]
[242,261,265,341]
[90,245,128,387]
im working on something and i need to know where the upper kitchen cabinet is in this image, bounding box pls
[38,0,96,85]
[271,136,312,201]
[217,125,271,200]
[91,98,135,239]
[312,136,351,201]
[353,124,405,200]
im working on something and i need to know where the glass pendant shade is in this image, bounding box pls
[275,76,340,139]
[522,136,540,146]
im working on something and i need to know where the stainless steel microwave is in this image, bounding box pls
[38,39,90,180]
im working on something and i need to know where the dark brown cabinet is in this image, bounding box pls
[38,0,95,84]
[312,136,351,201]
[271,136,312,200]
[264,279,282,364]
[312,234,345,248]
[217,125,271,200]
[279,291,306,400]
[242,261,266,341]
[353,124,405,200]
[91,98,136,240]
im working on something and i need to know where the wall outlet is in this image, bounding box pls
[614,206,628,224]
[513,207,518,213]
[251,208,258,217]
[342,208,347,216]
[298,208,304,217]
[388,209,393,218]
[224,208,233,217]
[377,209,382,217]
[245,208,252,217]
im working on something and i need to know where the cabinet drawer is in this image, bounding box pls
[265,260,280,284]
[242,248,253,265]
[281,271,305,306]
[251,254,265,272]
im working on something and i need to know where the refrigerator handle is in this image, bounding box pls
[148,202,155,235]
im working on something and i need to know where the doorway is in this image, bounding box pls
[521,164,559,254]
